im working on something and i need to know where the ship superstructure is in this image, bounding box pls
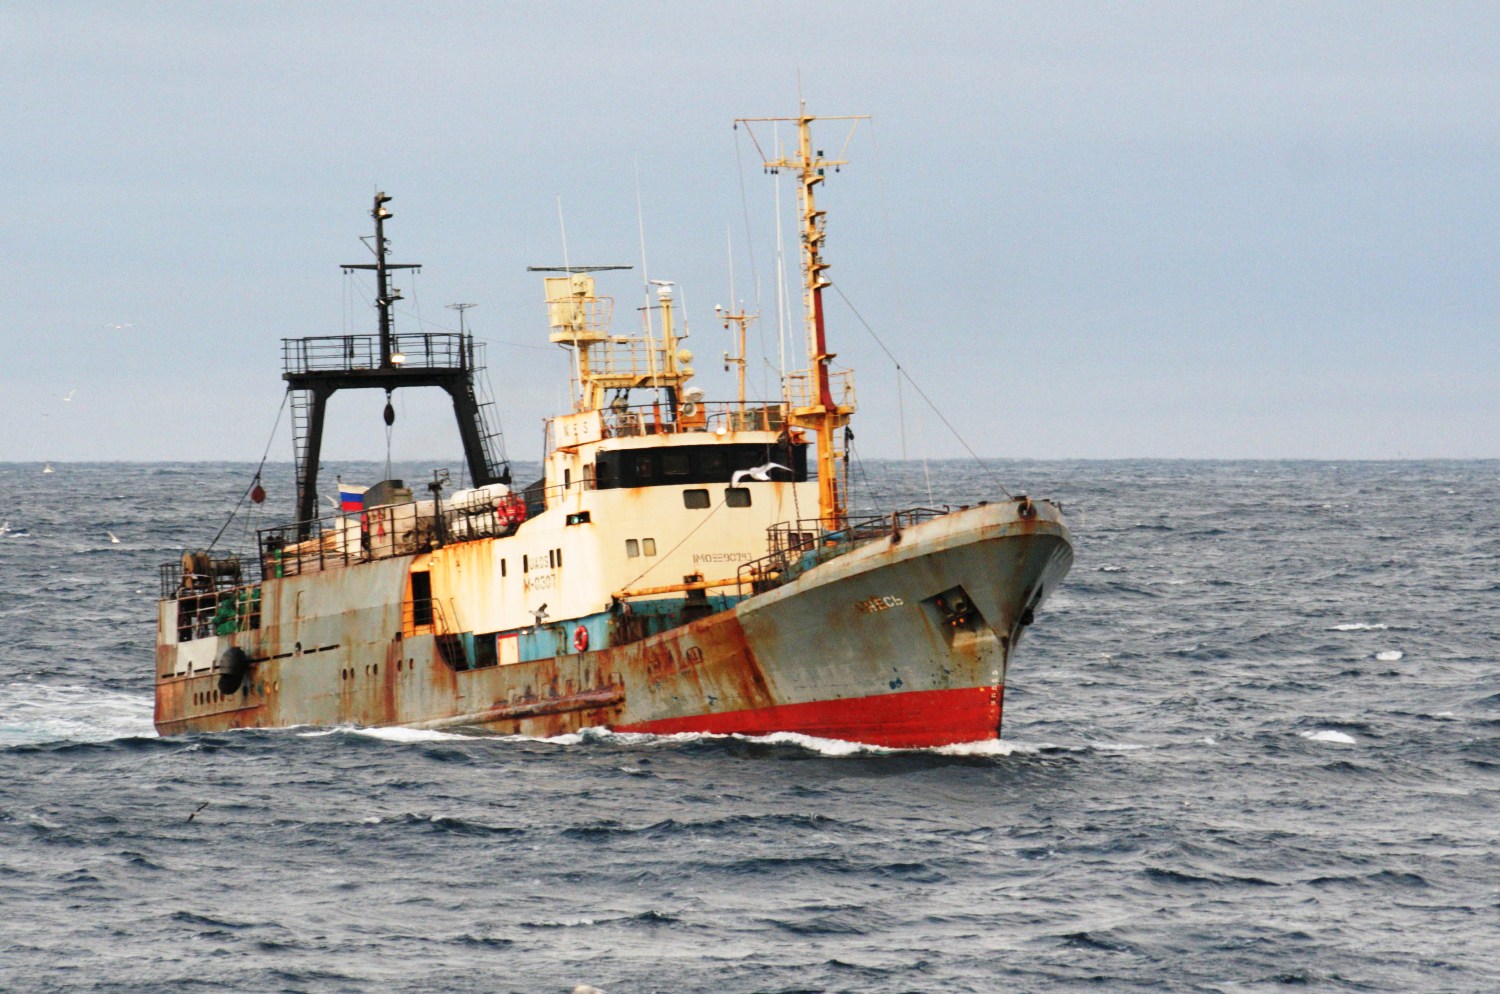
[153,112,1073,747]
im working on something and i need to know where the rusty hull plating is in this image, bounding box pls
[155,500,1072,747]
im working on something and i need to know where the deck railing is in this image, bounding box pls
[281,332,472,375]
[736,507,954,595]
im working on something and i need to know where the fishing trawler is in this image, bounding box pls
[153,110,1073,747]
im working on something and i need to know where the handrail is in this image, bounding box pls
[282,332,471,375]
[545,401,789,440]
[736,507,954,595]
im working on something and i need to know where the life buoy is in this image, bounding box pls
[573,625,589,652]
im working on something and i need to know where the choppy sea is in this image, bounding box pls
[1,459,1497,994]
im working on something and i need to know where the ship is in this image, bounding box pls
[154,110,1074,748]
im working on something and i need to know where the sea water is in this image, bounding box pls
[1,460,1497,994]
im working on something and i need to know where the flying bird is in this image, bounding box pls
[62,389,75,402]
[731,461,791,486]
[107,530,121,544]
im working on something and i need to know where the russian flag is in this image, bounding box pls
[339,484,368,512]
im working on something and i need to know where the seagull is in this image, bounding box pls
[731,461,790,486]
[62,389,76,402]
[106,322,132,331]
[107,530,121,544]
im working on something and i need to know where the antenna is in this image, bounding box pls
[526,265,632,273]
[634,159,661,391]
[446,302,476,335]
[556,195,571,274]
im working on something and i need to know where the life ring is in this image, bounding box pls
[573,625,589,652]
[217,646,252,695]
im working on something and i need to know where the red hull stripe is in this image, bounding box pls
[614,686,1003,749]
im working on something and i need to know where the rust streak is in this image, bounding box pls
[412,686,625,728]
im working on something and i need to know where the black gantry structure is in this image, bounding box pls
[284,193,509,537]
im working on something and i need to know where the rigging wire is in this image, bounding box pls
[617,496,727,591]
[408,267,422,335]
[848,428,874,510]
[868,119,920,473]
[208,390,289,551]
[828,283,1013,500]
[733,125,772,400]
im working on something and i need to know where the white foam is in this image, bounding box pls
[349,725,469,743]
[1331,623,1389,631]
[528,725,1047,758]
[751,730,884,755]
[1301,729,1356,745]
[0,682,156,746]
[1097,564,1127,572]
[1090,741,1152,752]
[1375,650,1404,661]
[933,737,1044,757]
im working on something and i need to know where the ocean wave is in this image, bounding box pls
[1301,729,1357,745]
[348,725,473,744]
[0,682,155,748]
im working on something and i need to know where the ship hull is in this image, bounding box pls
[155,503,1071,748]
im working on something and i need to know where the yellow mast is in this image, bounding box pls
[720,305,753,412]
[738,106,865,527]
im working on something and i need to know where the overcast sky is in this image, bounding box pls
[5,2,1498,464]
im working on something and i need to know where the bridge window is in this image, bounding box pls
[726,487,752,508]
[700,449,728,475]
[642,538,657,556]
[683,488,711,509]
[626,539,639,558]
[594,443,808,491]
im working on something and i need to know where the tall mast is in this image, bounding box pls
[737,106,866,527]
[342,192,421,368]
[721,306,753,411]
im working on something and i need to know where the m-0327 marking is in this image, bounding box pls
[855,594,904,614]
